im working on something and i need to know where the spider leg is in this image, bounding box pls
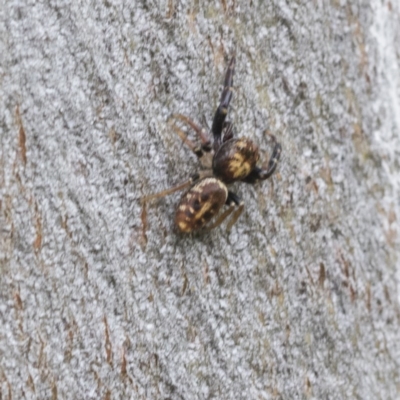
[142,179,195,203]
[212,55,236,148]
[205,190,243,231]
[205,203,235,231]
[222,121,234,142]
[169,122,204,158]
[170,114,212,157]
[226,197,244,232]
[142,171,211,203]
[242,136,282,183]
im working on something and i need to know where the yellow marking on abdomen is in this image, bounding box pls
[178,221,189,231]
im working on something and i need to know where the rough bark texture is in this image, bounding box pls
[1,1,400,399]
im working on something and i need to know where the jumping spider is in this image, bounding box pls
[143,55,281,233]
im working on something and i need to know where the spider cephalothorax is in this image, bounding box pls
[144,55,281,233]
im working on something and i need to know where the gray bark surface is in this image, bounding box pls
[1,1,400,399]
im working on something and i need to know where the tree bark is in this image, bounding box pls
[1,1,399,399]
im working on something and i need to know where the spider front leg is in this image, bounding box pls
[169,114,212,158]
[222,121,234,142]
[212,55,236,148]
[242,136,282,184]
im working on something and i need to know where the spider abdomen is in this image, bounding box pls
[213,138,259,183]
[175,177,228,232]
